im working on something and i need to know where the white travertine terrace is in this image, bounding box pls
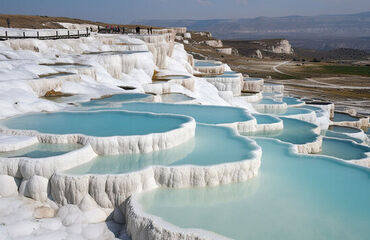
[86,51,156,79]
[331,112,369,129]
[204,74,243,96]
[282,109,317,124]
[237,92,263,102]
[253,101,288,112]
[242,78,264,92]
[263,83,284,93]
[194,60,225,75]
[50,132,262,208]
[0,111,196,155]
[0,144,96,180]
[0,135,38,152]
[307,102,335,119]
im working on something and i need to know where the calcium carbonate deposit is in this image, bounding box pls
[0,24,369,240]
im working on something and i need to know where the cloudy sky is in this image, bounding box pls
[1,0,369,23]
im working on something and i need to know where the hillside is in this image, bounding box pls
[134,12,370,50]
[0,14,153,29]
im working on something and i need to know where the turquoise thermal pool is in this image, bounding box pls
[1,111,191,137]
[244,117,318,144]
[301,105,325,117]
[116,102,253,124]
[321,137,369,160]
[333,112,360,122]
[160,93,194,103]
[322,130,363,144]
[257,98,284,105]
[79,93,152,108]
[65,124,258,175]
[282,97,304,106]
[0,143,82,158]
[328,125,362,134]
[137,138,370,240]
[244,77,263,81]
[252,113,281,125]
[194,61,222,67]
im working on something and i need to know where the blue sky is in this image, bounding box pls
[1,0,369,24]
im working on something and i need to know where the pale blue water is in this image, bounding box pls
[0,143,82,158]
[1,111,190,137]
[195,61,221,67]
[206,71,240,78]
[252,114,281,124]
[65,124,258,174]
[257,98,283,105]
[320,137,369,160]
[301,105,325,117]
[160,93,194,103]
[244,117,318,144]
[79,93,152,108]
[256,107,312,115]
[138,138,370,240]
[282,97,303,106]
[279,108,312,116]
[329,125,362,134]
[322,130,363,144]
[244,77,263,81]
[117,102,254,124]
[333,113,359,122]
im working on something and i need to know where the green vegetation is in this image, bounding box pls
[320,65,370,77]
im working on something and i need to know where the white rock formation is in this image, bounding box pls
[194,60,225,75]
[242,78,264,92]
[0,175,18,197]
[216,48,232,55]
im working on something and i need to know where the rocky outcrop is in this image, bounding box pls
[268,40,294,54]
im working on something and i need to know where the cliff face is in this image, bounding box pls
[268,39,294,55]
[223,39,294,59]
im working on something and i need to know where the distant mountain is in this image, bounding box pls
[133,12,370,50]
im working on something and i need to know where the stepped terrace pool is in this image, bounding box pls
[65,124,259,174]
[136,138,370,240]
[0,143,82,158]
[244,117,318,145]
[79,93,152,108]
[113,102,254,125]
[321,137,369,160]
[1,111,191,137]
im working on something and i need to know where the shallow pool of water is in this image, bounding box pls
[252,114,281,125]
[65,124,257,174]
[0,143,82,158]
[194,61,222,67]
[333,113,359,122]
[320,137,369,160]
[138,138,370,240]
[79,93,152,108]
[116,102,253,124]
[328,125,362,134]
[244,117,318,144]
[322,130,363,144]
[282,97,303,106]
[1,111,190,137]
